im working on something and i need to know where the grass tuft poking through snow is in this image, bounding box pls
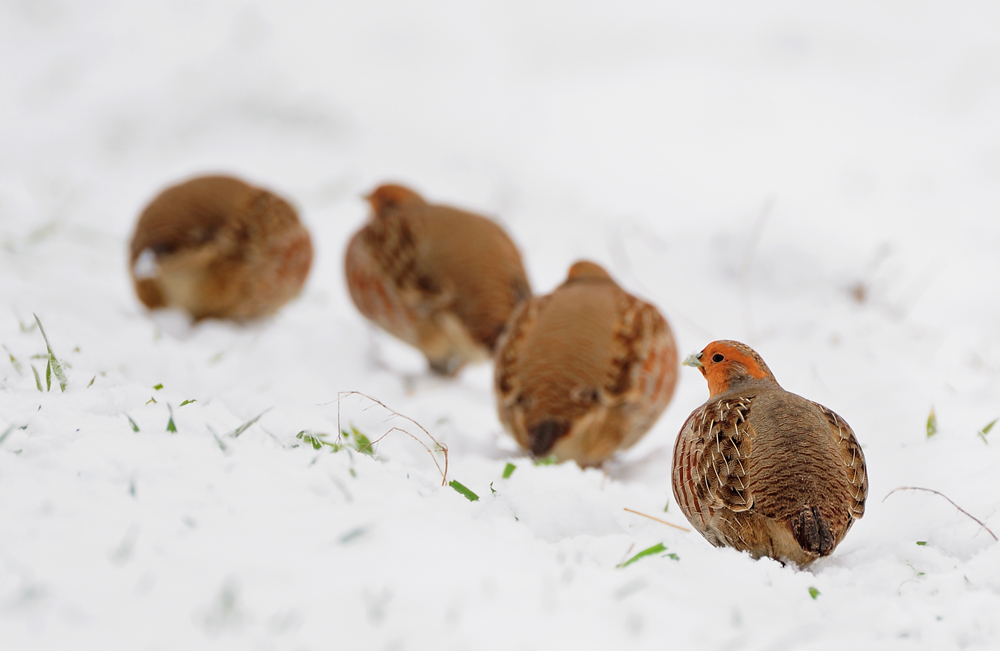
[3,345,23,375]
[229,410,269,438]
[33,314,67,392]
[336,391,449,485]
[978,418,997,444]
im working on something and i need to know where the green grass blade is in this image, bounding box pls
[502,462,517,479]
[449,480,480,502]
[45,358,52,391]
[808,587,820,600]
[33,314,67,392]
[207,425,228,452]
[31,365,42,391]
[0,424,18,446]
[126,415,140,433]
[229,410,269,437]
[3,345,23,375]
[350,426,375,456]
[296,430,343,451]
[166,405,177,433]
[617,542,668,568]
[978,418,997,444]
[926,408,937,438]
[179,399,196,407]
[533,455,558,466]
[18,316,38,333]
[296,431,323,450]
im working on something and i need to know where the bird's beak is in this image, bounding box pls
[682,352,704,368]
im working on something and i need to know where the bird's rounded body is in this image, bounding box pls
[495,261,678,467]
[672,340,867,567]
[129,175,313,321]
[345,184,530,376]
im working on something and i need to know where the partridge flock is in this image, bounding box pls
[128,176,868,568]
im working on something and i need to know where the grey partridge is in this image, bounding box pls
[129,175,313,321]
[672,340,868,567]
[494,260,679,467]
[344,183,531,376]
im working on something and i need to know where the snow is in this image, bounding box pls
[2,1,1000,649]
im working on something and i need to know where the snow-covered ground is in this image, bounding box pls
[3,1,1000,649]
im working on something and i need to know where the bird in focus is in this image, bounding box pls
[672,340,868,567]
[344,183,531,376]
[129,175,313,321]
[494,260,679,467]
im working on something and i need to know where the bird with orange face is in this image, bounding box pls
[672,340,868,567]
[344,183,531,376]
[129,175,313,321]
[494,260,679,467]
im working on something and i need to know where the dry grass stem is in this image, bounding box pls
[623,507,692,532]
[336,391,449,486]
[883,486,998,542]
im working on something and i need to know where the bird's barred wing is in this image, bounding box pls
[674,398,756,520]
[813,403,868,520]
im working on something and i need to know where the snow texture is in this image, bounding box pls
[2,1,1000,649]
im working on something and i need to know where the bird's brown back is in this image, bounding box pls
[412,205,530,349]
[495,266,678,465]
[347,194,530,353]
[504,279,619,428]
[129,175,312,320]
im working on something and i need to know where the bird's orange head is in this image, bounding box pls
[364,184,426,217]
[683,340,777,397]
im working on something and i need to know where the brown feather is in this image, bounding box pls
[494,261,678,467]
[345,183,531,376]
[128,175,312,321]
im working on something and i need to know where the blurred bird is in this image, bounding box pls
[129,175,313,321]
[344,183,531,376]
[672,340,868,567]
[494,260,678,467]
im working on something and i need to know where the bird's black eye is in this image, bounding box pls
[712,353,724,363]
